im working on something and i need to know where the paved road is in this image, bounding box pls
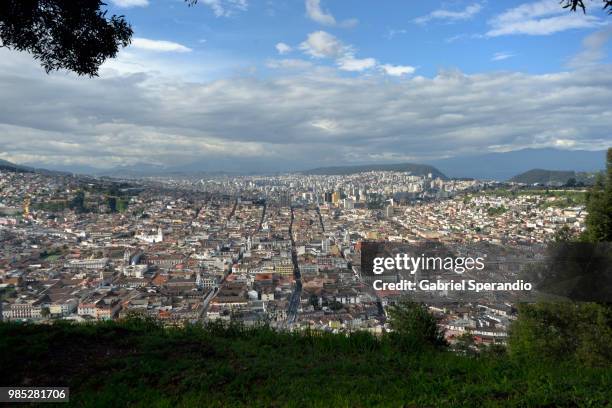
[287,206,302,324]
[257,202,266,232]
[199,286,219,321]
[227,197,238,221]
[315,206,325,232]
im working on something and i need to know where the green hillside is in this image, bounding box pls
[0,158,32,173]
[1,319,610,407]
[509,169,600,185]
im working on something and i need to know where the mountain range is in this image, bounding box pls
[428,148,606,180]
[0,158,31,172]
[509,169,600,185]
[11,148,608,180]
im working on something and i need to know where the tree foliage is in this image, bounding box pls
[511,149,612,369]
[582,148,612,242]
[552,224,574,242]
[509,302,612,367]
[0,0,132,76]
[69,190,86,213]
[561,0,612,13]
[453,331,478,356]
[387,300,447,349]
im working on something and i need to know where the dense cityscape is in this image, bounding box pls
[0,168,586,346]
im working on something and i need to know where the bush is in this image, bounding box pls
[508,302,612,367]
[387,300,447,350]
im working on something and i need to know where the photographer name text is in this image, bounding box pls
[373,279,532,292]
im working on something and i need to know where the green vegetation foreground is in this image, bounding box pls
[1,317,611,408]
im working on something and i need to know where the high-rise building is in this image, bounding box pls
[322,239,330,253]
[280,192,291,207]
[332,192,340,204]
[23,196,30,218]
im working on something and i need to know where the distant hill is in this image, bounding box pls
[0,159,75,176]
[510,169,575,185]
[302,163,446,178]
[18,148,607,180]
[430,148,606,180]
[509,169,600,185]
[0,159,32,173]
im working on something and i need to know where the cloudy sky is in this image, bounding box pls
[1,0,611,172]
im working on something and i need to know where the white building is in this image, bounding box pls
[136,227,163,243]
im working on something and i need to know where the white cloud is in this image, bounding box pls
[110,0,149,8]
[131,38,192,53]
[266,59,314,70]
[299,31,414,76]
[305,0,335,25]
[200,0,248,17]
[379,64,416,76]
[305,0,358,27]
[414,3,482,24]
[487,0,601,36]
[1,47,611,171]
[300,31,347,58]
[445,33,484,43]
[488,15,600,36]
[568,27,612,67]
[337,57,377,72]
[275,42,292,55]
[491,52,515,61]
[311,118,340,132]
[385,29,407,40]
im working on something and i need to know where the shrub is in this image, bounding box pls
[508,302,612,367]
[386,300,447,350]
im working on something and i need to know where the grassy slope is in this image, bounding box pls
[1,320,611,408]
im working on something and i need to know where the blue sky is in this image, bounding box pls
[0,0,611,172]
[105,0,612,78]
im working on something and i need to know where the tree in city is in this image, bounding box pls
[69,190,86,213]
[107,196,118,213]
[553,224,575,242]
[308,294,320,310]
[453,331,478,356]
[509,302,612,367]
[582,148,612,242]
[116,198,128,212]
[387,300,447,349]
